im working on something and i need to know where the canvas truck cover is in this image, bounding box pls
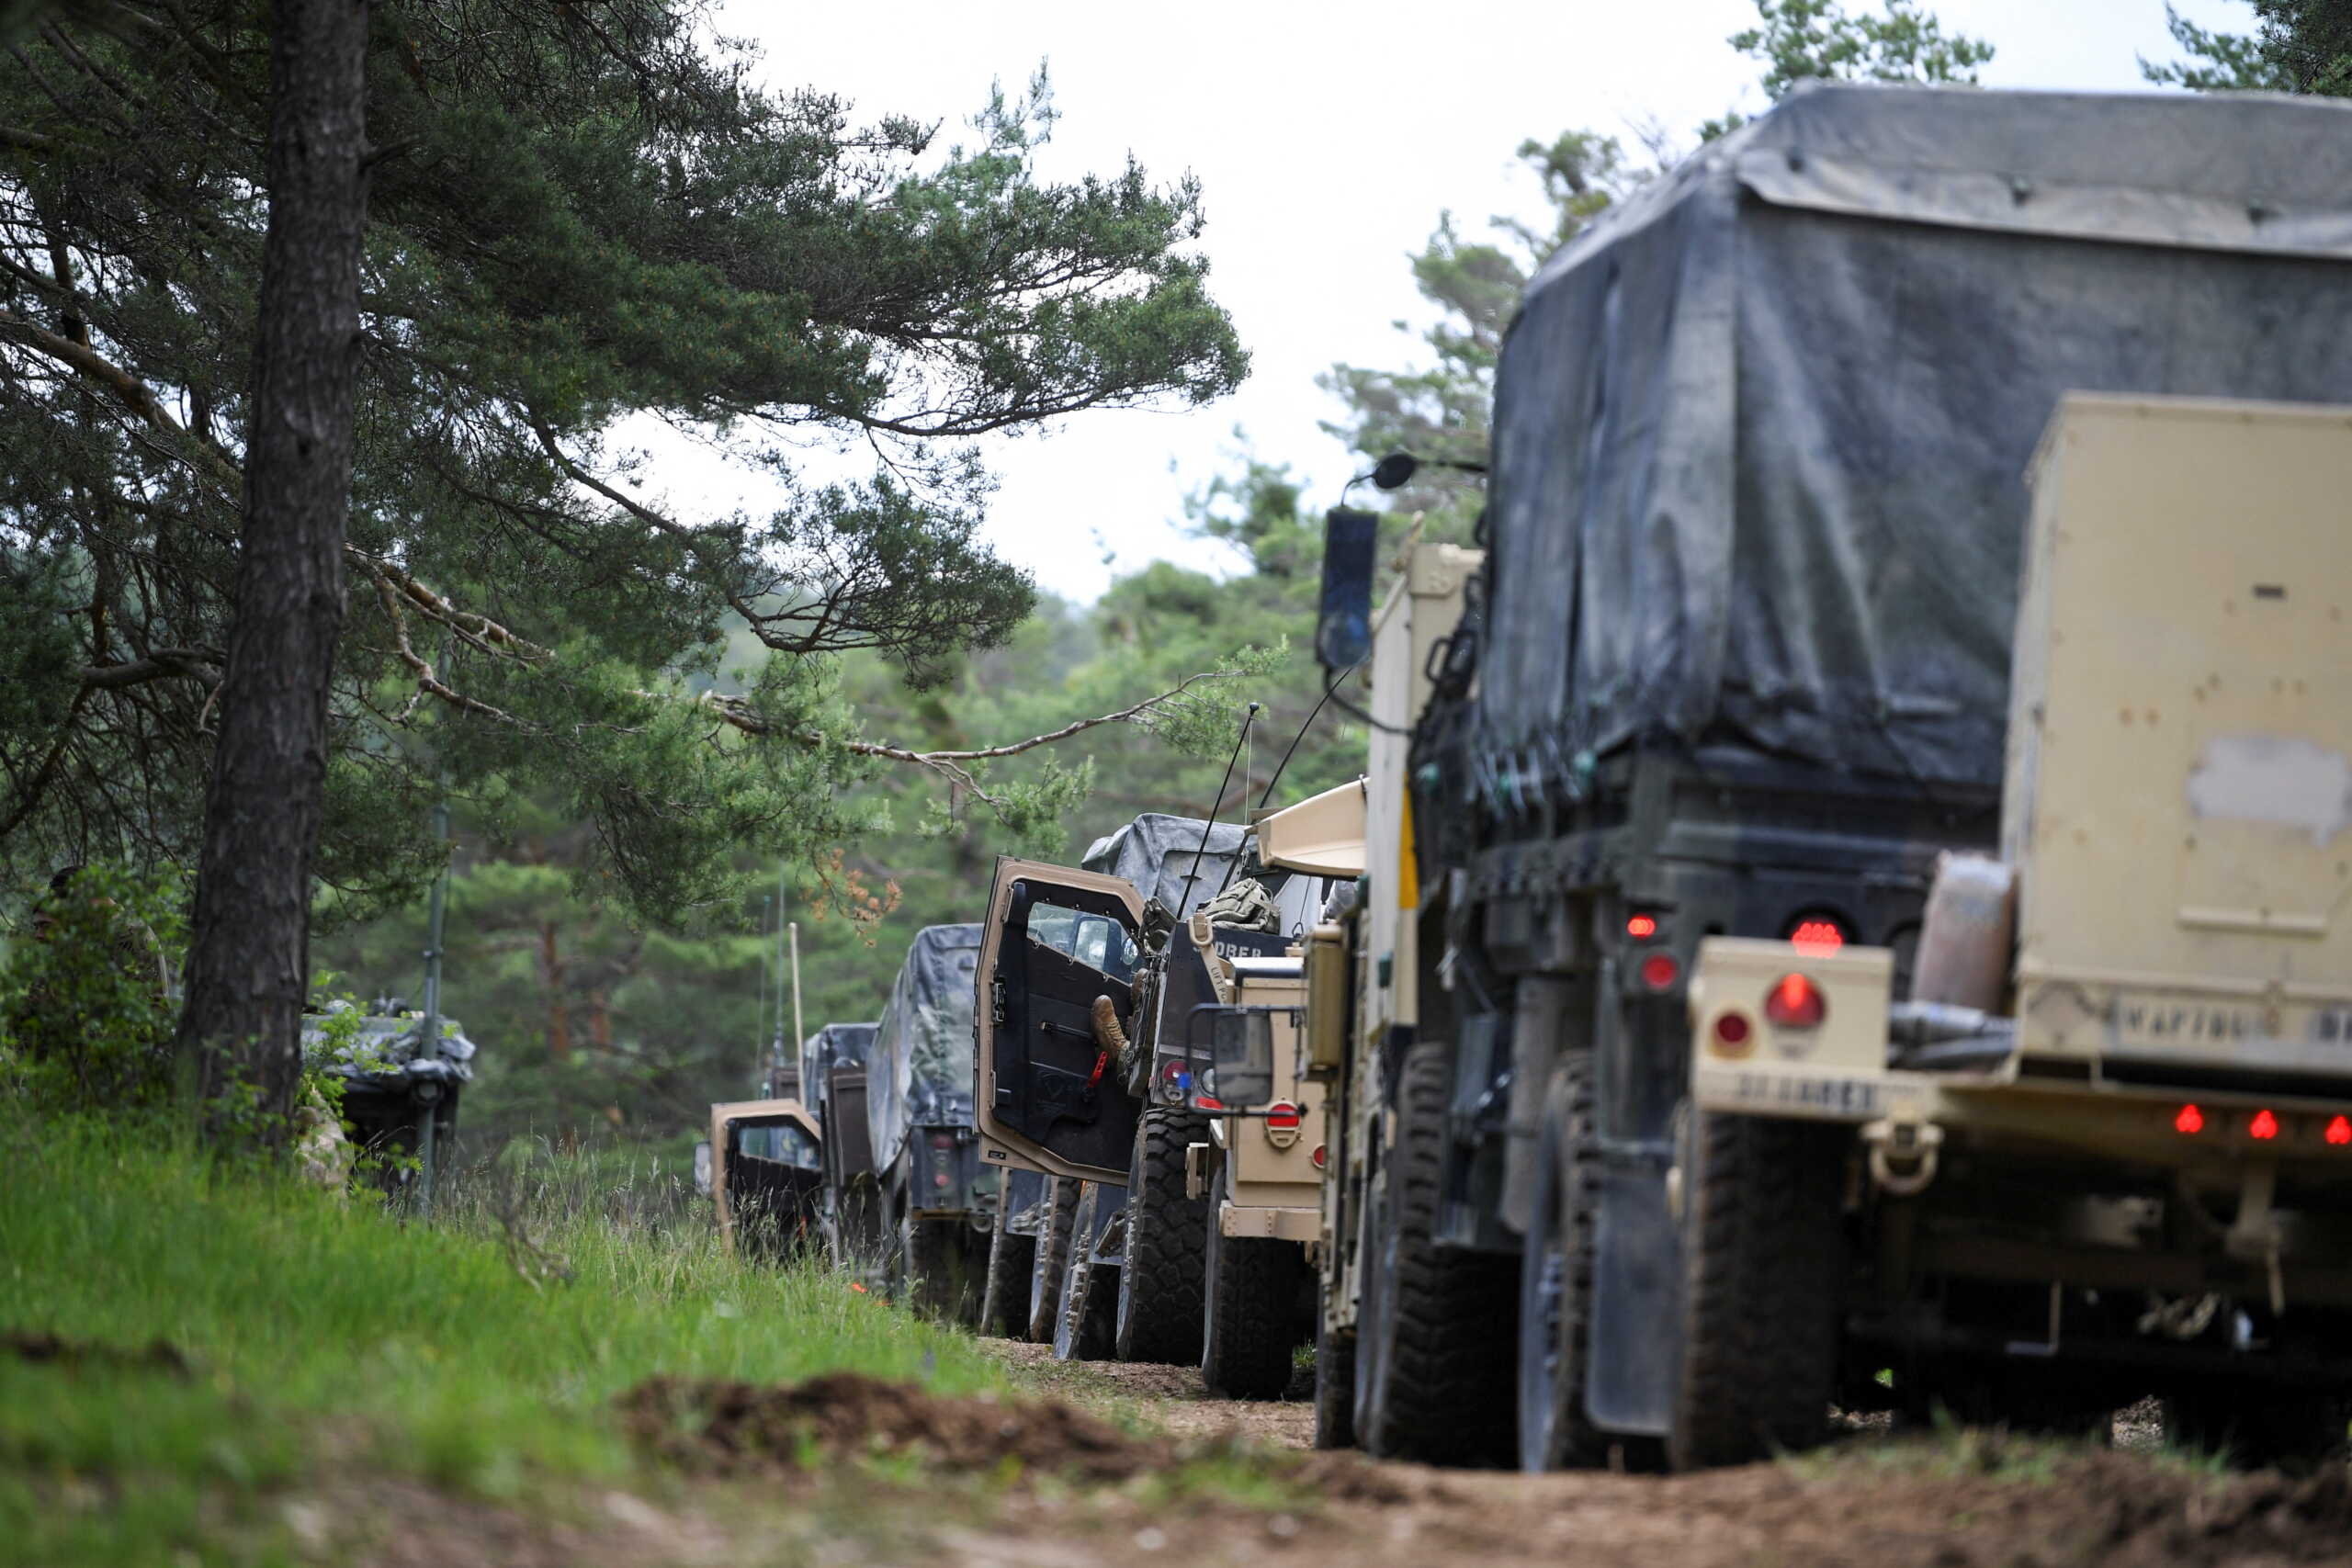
[865,924,982,1174]
[1482,84,2352,794]
[797,1021,876,1112]
[1082,813,1250,918]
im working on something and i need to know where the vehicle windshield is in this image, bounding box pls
[1026,901,1136,981]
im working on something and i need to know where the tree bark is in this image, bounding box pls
[175,0,370,1140]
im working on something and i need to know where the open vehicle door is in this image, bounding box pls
[709,1099,826,1259]
[975,856,1147,1183]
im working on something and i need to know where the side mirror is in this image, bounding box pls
[694,1139,714,1197]
[1190,1004,1277,1108]
[1317,506,1377,671]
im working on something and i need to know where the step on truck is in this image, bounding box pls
[1310,83,2352,1471]
[972,814,1334,1385]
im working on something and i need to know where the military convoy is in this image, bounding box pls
[708,81,2352,1471]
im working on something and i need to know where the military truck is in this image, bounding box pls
[786,1021,878,1267]
[707,1096,826,1261]
[972,814,1332,1378]
[1685,393,2352,1464]
[864,924,989,1320]
[1310,84,2352,1471]
[303,1002,478,1201]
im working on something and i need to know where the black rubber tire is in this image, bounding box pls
[1517,1053,1614,1472]
[2163,1386,2349,1470]
[1313,1313,1357,1450]
[1025,1176,1080,1344]
[1053,1182,1117,1361]
[979,1173,1035,1339]
[1354,1039,1518,1465]
[1668,1110,1848,1471]
[1116,1109,1211,1364]
[897,1203,980,1325]
[1201,1161,1301,1399]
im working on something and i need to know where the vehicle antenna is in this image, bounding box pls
[1207,662,1363,900]
[1180,702,1261,914]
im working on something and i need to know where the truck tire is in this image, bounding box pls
[1517,1053,1616,1472]
[896,1203,980,1325]
[1313,1313,1357,1450]
[1201,1162,1301,1399]
[1116,1109,1210,1364]
[979,1175,1034,1339]
[1052,1181,1117,1361]
[1353,1039,1518,1465]
[1668,1109,1847,1471]
[1025,1176,1079,1344]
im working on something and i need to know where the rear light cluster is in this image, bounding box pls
[1265,1102,1302,1132]
[1765,973,1826,1029]
[1789,918,1848,956]
[2173,1104,2352,1146]
[1158,1058,1190,1104]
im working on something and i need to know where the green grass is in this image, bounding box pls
[0,1117,1001,1565]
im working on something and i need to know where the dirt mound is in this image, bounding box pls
[4,1328,189,1378]
[617,1372,1151,1483]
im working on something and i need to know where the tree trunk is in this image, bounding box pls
[175,0,370,1141]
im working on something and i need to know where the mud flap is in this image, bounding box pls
[1583,1153,1682,1436]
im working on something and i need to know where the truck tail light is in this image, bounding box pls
[1763,973,1825,1028]
[2329,1116,2352,1146]
[1311,1143,1327,1168]
[1266,1102,1302,1132]
[2250,1109,2280,1142]
[1626,912,1660,941]
[1788,917,1848,956]
[1639,952,1681,992]
[1713,1010,1755,1054]
[2176,1103,2205,1135]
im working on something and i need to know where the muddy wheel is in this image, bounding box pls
[1052,1181,1117,1361]
[1313,1313,1357,1450]
[2163,1385,2349,1469]
[897,1203,980,1325]
[1201,1161,1301,1398]
[1517,1053,1617,1472]
[1668,1110,1847,1471]
[1116,1109,1210,1364]
[1353,1039,1517,1465]
[978,1172,1034,1339]
[1025,1176,1079,1344]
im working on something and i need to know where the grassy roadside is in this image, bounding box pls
[0,1117,1001,1566]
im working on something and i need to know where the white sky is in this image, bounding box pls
[706,0,2256,603]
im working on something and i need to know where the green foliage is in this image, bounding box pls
[1733,0,1995,99]
[0,1115,1003,1563]
[0,4,1247,923]
[2143,2,2352,94]
[0,862,183,1113]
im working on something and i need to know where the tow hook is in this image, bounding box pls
[1862,1113,1943,1197]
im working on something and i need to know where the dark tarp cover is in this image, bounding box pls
[865,924,981,1171]
[1082,813,1329,933]
[1482,84,2352,792]
[797,1021,876,1107]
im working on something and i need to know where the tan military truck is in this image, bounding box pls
[706,1098,826,1262]
[1683,394,2352,1463]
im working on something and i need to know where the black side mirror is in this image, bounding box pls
[1372,452,1419,491]
[1317,506,1377,671]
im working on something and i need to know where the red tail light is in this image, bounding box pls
[1789,918,1847,956]
[2250,1109,2280,1142]
[1763,973,1826,1028]
[2176,1103,2205,1135]
[1639,952,1681,992]
[1626,912,1659,941]
[2327,1116,2351,1146]
[1197,1096,1224,1111]
[1266,1101,1302,1132]
[1310,1144,1327,1169]
[1713,1011,1754,1052]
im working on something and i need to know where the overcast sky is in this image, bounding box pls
[705,0,2255,603]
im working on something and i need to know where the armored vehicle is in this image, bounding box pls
[865,924,989,1319]
[973,814,1333,1379]
[303,1003,477,1200]
[1314,84,2352,1470]
[707,1097,826,1261]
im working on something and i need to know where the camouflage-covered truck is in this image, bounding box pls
[1308,84,2352,1471]
[865,924,989,1320]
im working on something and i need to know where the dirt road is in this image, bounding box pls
[967,1344,2352,1568]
